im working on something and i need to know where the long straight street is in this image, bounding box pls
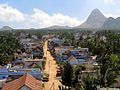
[43,40,61,90]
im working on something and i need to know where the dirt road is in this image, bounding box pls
[43,40,61,90]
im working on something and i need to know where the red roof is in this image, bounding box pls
[2,74,43,90]
[68,55,76,61]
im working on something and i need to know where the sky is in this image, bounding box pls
[0,0,120,29]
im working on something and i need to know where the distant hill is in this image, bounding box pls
[102,17,120,30]
[77,9,107,29]
[0,26,13,30]
[42,25,72,30]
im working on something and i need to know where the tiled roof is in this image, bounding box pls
[68,55,76,61]
[2,74,43,90]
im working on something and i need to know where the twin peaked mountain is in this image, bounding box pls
[78,9,120,30]
[46,9,120,30]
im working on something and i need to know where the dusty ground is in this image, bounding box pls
[43,40,61,90]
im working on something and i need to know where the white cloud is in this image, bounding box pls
[31,8,81,28]
[104,0,113,3]
[0,4,25,22]
[104,0,117,5]
[105,13,120,18]
[0,4,82,28]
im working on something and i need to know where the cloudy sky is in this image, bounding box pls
[0,0,120,29]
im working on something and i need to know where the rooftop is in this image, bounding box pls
[23,58,43,62]
[2,74,43,90]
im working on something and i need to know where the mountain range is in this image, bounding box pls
[1,9,120,30]
[0,26,13,30]
[77,8,120,30]
[102,17,120,30]
[42,25,72,30]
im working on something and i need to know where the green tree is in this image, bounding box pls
[72,65,86,88]
[61,62,73,89]
[82,75,98,90]
[97,54,120,87]
[0,33,21,64]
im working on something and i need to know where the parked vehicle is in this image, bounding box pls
[43,57,46,60]
[42,73,49,82]
[56,67,61,77]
